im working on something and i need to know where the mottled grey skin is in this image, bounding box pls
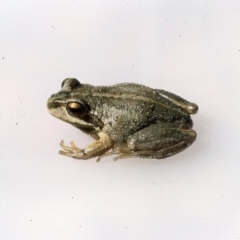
[47,78,198,161]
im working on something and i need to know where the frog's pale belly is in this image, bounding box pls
[47,78,198,161]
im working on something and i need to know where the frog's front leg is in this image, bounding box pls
[59,132,113,160]
[116,123,196,160]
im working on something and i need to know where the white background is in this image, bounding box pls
[1,0,240,239]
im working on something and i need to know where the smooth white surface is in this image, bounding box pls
[1,1,240,239]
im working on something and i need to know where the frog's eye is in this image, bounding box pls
[66,102,85,117]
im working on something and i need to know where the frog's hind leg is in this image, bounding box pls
[115,123,197,160]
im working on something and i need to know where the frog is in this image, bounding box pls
[47,78,198,161]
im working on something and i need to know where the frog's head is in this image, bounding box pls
[47,78,102,133]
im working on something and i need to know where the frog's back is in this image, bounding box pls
[97,83,184,113]
[97,82,161,98]
[78,83,192,117]
[89,83,191,122]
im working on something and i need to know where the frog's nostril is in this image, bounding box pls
[47,102,56,110]
[52,102,60,108]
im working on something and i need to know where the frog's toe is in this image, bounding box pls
[60,140,82,153]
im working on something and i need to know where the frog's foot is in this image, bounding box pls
[59,140,87,159]
[95,149,120,162]
[58,132,114,160]
[113,141,192,160]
